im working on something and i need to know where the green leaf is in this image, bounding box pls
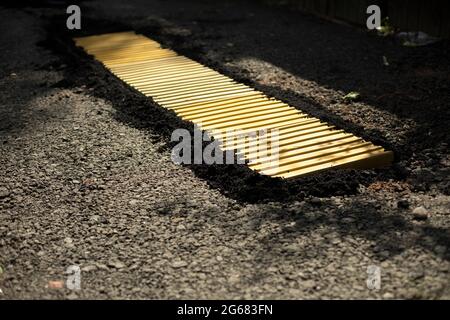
[343,91,361,102]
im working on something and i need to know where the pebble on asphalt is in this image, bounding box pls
[0,187,10,199]
[412,206,428,220]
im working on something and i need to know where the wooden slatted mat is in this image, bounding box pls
[74,31,393,179]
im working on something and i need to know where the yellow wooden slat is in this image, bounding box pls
[74,31,393,179]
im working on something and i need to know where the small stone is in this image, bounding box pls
[409,270,425,280]
[216,255,223,262]
[330,238,340,245]
[67,292,78,300]
[302,280,315,289]
[0,187,10,199]
[172,260,188,268]
[64,237,73,244]
[283,244,298,253]
[383,292,394,299]
[81,265,97,272]
[397,199,409,209]
[142,266,152,273]
[129,199,139,206]
[342,217,355,224]
[412,206,428,220]
[228,274,240,284]
[157,207,171,215]
[310,197,321,205]
[99,216,108,224]
[434,245,447,255]
[108,260,125,269]
[95,263,109,270]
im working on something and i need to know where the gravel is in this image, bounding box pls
[412,206,429,220]
[0,1,449,299]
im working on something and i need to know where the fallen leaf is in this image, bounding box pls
[343,91,361,102]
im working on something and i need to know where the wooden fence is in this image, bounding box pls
[272,0,450,38]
